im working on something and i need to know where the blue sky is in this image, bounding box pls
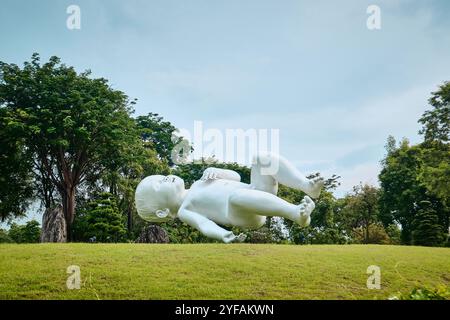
[1,0,450,222]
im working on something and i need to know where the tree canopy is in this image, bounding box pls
[0,54,140,237]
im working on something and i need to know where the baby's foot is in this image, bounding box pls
[306,177,324,199]
[297,196,315,227]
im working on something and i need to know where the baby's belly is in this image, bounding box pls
[188,180,266,229]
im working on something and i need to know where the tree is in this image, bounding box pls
[135,113,185,166]
[99,113,183,238]
[0,54,139,239]
[101,144,170,237]
[0,229,13,243]
[8,220,41,243]
[385,223,401,245]
[419,81,449,144]
[379,83,450,245]
[418,142,450,205]
[0,109,34,222]
[412,201,446,247]
[417,82,450,210]
[284,173,348,244]
[352,223,391,244]
[341,184,380,244]
[379,139,425,244]
[379,137,449,245]
[74,193,126,242]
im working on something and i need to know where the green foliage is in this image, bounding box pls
[231,217,288,244]
[172,159,251,187]
[419,141,450,206]
[290,225,350,245]
[0,229,13,243]
[7,220,41,243]
[340,184,381,243]
[71,207,90,242]
[0,109,34,221]
[352,223,391,244]
[379,138,421,241]
[379,137,449,245]
[412,201,446,247]
[282,174,352,244]
[379,83,450,246]
[241,227,274,243]
[161,219,213,243]
[135,112,187,166]
[0,54,140,236]
[391,285,450,300]
[73,193,126,242]
[101,144,170,238]
[385,224,401,245]
[419,81,449,144]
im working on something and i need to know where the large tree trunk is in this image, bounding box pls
[365,223,370,244]
[41,206,67,243]
[62,187,76,241]
[127,205,133,235]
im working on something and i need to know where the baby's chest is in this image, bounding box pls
[186,181,239,216]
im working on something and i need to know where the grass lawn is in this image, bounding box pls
[0,244,449,300]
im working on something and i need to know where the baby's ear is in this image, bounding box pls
[155,208,170,218]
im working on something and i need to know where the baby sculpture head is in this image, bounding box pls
[135,175,186,222]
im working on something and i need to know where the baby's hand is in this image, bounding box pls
[201,168,219,181]
[234,233,247,243]
[223,231,247,244]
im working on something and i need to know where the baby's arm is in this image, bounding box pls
[200,168,241,182]
[178,208,243,243]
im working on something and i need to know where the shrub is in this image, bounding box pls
[162,219,212,243]
[412,201,446,246]
[390,285,450,300]
[7,220,41,243]
[290,225,351,245]
[73,193,127,242]
[353,223,391,244]
[385,224,401,245]
[244,227,274,244]
[0,228,13,243]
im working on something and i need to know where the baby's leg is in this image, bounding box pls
[251,152,324,198]
[229,189,314,227]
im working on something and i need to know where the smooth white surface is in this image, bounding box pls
[135,153,324,243]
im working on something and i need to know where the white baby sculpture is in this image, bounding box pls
[135,153,324,243]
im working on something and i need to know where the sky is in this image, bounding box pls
[1,0,450,223]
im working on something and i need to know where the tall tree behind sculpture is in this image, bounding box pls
[418,82,450,205]
[0,54,139,239]
[0,108,34,221]
[379,82,450,245]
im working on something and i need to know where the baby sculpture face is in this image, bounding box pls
[135,175,186,222]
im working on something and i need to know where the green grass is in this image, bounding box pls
[0,244,449,300]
